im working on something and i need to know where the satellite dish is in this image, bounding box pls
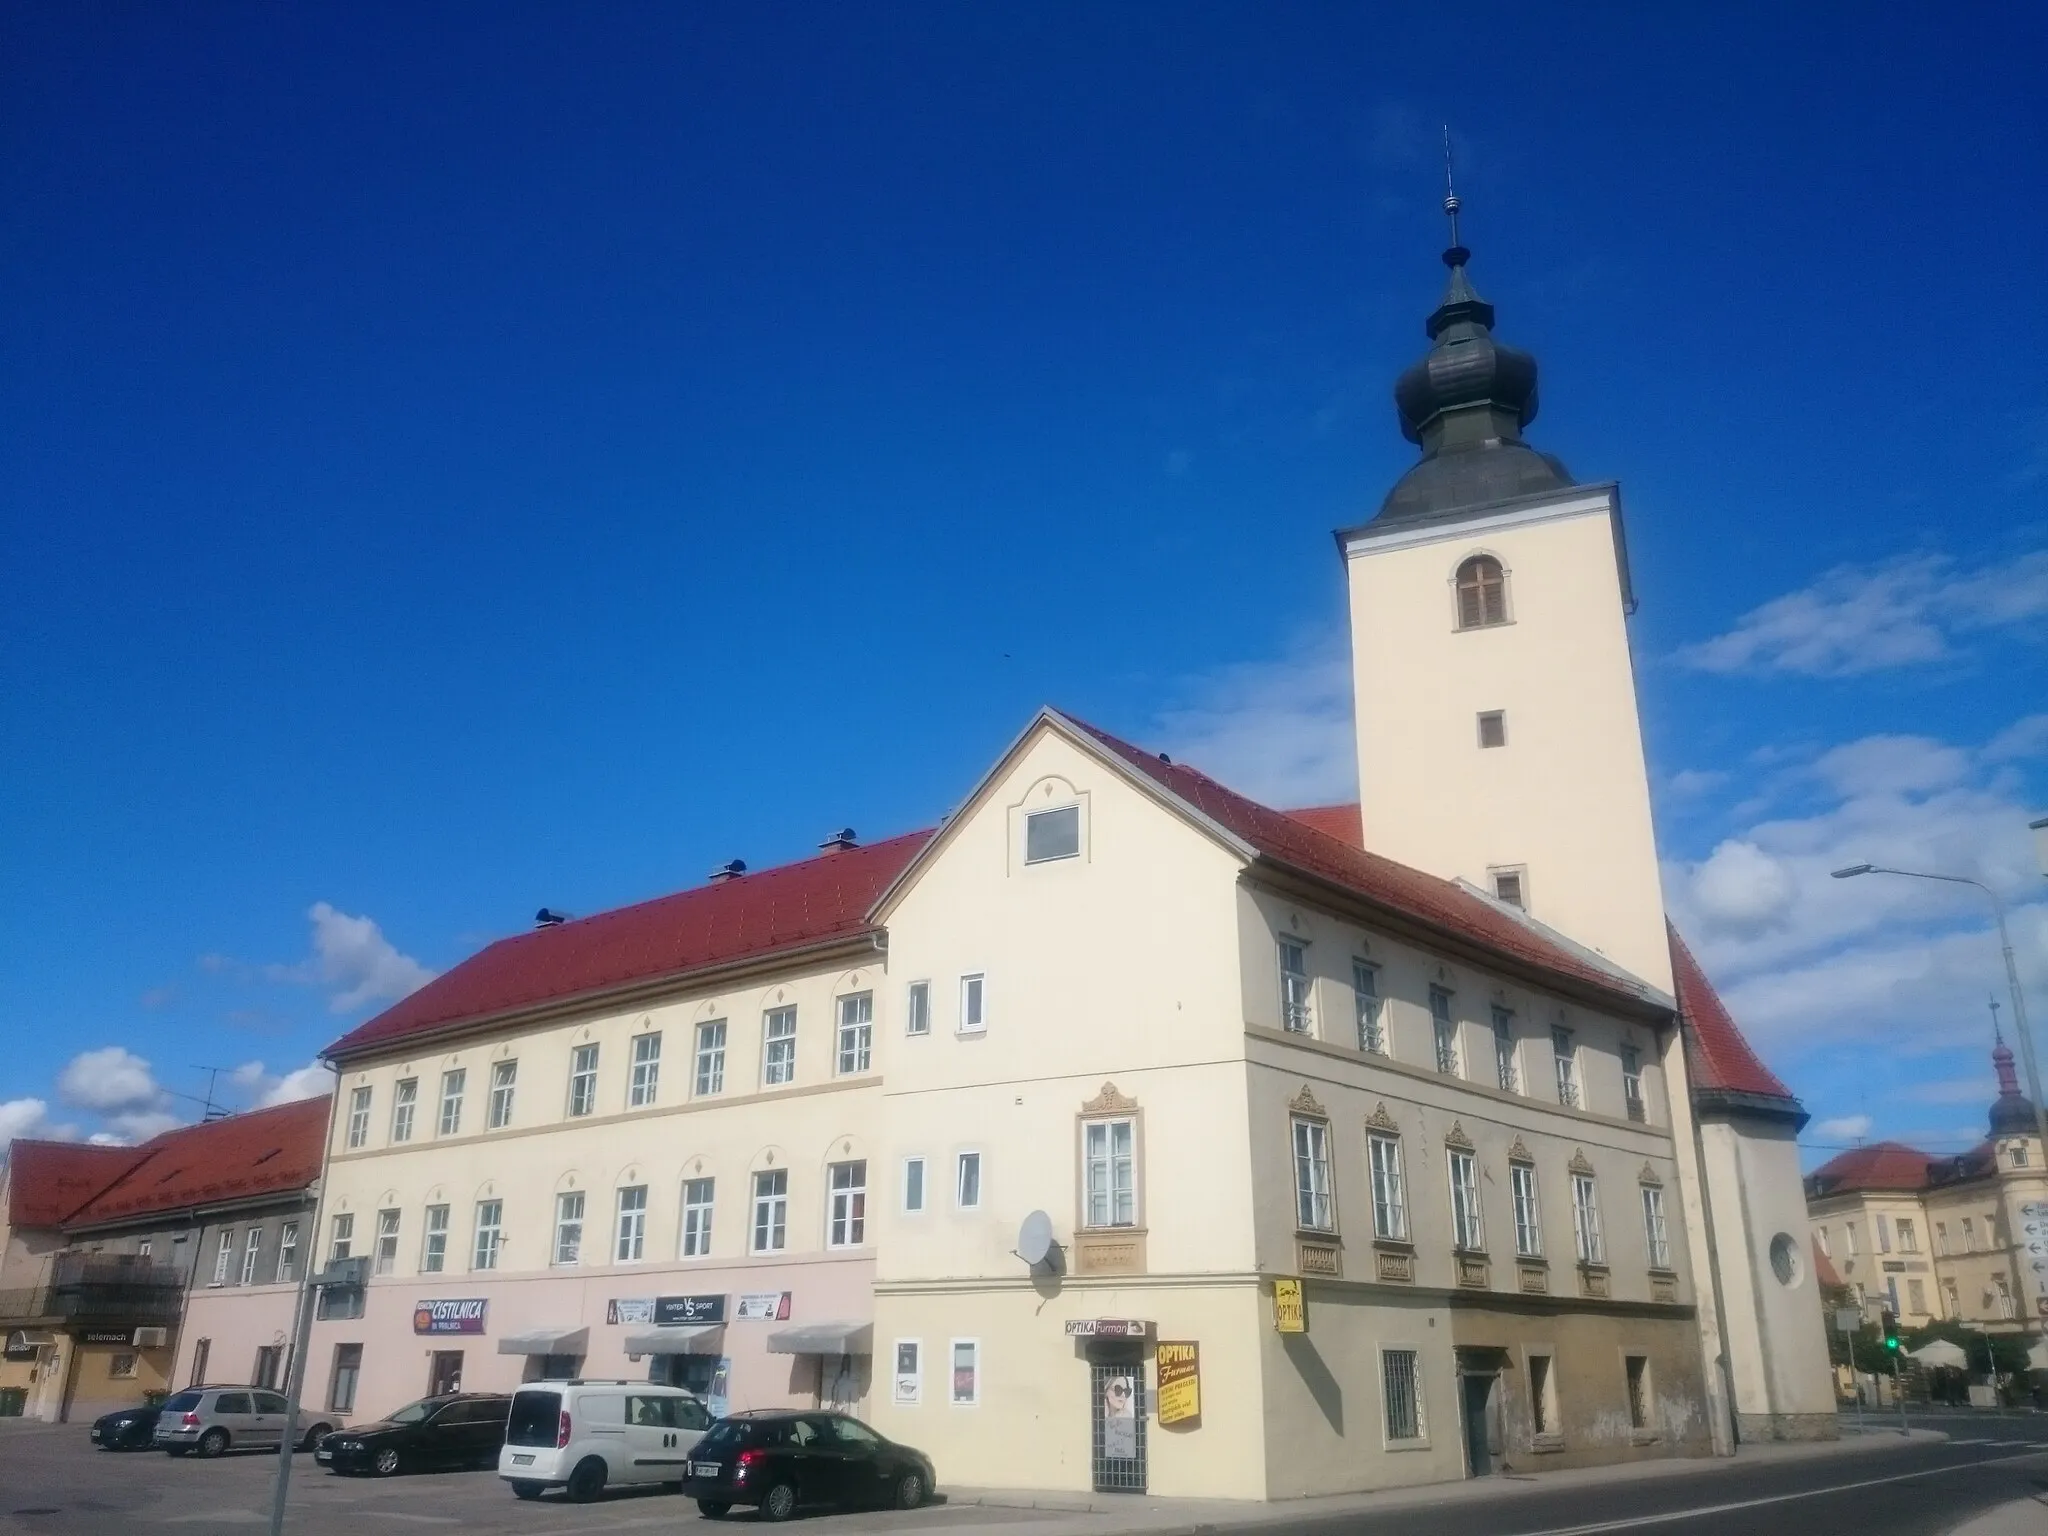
[1016,1210,1056,1269]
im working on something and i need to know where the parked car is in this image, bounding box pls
[89,1403,162,1450]
[679,1410,934,1522]
[496,1380,712,1502]
[316,1392,510,1476]
[152,1386,334,1457]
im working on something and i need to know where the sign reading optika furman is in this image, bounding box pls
[413,1299,488,1335]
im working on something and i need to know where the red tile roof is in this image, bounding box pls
[325,831,933,1060]
[66,1097,331,1229]
[1282,803,1363,845]
[1812,1238,1845,1291]
[1804,1140,1936,1196]
[1668,925,1796,1102]
[4,1141,147,1228]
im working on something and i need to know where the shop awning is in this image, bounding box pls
[766,1321,871,1356]
[496,1326,590,1357]
[623,1324,724,1357]
[6,1329,56,1351]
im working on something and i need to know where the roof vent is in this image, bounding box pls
[819,828,859,853]
[708,859,747,884]
[534,908,571,928]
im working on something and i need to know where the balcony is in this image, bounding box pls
[0,1254,185,1331]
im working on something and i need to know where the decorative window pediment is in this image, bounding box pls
[1288,1084,1328,1119]
[1444,1121,1475,1151]
[1638,1162,1663,1187]
[1081,1082,1139,1116]
[1507,1137,1534,1165]
[1366,1102,1402,1135]
[1568,1148,1596,1177]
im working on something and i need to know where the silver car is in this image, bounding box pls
[153,1386,334,1457]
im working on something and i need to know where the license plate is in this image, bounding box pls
[511,1454,535,1465]
[315,1450,331,1461]
[692,1462,721,1478]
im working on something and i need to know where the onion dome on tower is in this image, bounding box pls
[1989,1021,2038,1138]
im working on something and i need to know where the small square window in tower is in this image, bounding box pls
[1477,711,1507,749]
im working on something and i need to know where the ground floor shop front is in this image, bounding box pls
[2,1324,176,1424]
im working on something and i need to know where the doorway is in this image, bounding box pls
[1460,1372,1497,1477]
[428,1351,464,1396]
[1088,1352,1146,1493]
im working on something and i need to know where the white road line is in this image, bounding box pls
[1502,1448,2048,1536]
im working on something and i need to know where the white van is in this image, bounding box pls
[497,1380,714,1502]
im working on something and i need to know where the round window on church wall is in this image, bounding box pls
[1768,1233,1801,1287]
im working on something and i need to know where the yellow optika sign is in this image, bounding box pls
[1156,1340,1201,1426]
[1273,1277,1306,1333]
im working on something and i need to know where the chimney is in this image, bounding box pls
[707,859,747,884]
[534,908,570,928]
[819,828,859,854]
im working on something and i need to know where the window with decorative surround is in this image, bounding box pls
[1369,1127,1407,1240]
[1492,1007,1518,1093]
[1455,554,1509,629]
[1449,1147,1484,1252]
[1431,987,1460,1076]
[1074,1083,1146,1275]
[1354,961,1385,1054]
[1280,942,1312,1034]
[1511,1157,1543,1258]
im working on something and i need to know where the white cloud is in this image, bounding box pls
[1687,840,1796,935]
[1675,550,2048,677]
[1813,1114,1873,1142]
[99,1109,182,1144]
[0,1098,53,1144]
[256,1062,332,1107]
[1985,714,2048,763]
[56,1047,165,1113]
[1663,768,1729,800]
[1812,735,1970,798]
[269,902,435,1014]
[1152,633,1358,808]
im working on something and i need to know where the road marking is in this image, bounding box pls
[1502,1449,2048,1535]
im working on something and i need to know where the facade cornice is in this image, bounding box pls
[62,1186,316,1239]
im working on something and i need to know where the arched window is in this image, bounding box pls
[1455,555,1508,629]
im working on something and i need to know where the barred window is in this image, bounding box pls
[1382,1349,1424,1441]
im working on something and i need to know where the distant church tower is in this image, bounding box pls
[1339,193,1839,1443]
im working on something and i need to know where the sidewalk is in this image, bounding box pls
[939,1427,1949,1534]
[1946,1494,2048,1536]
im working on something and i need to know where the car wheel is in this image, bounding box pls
[299,1423,334,1451]
[896,1471,928,1510]
[696,1501,730,1518]
[373,1447,402,1477]
[196,1428,230,1459]
[509,1480,545,1501]
[759,1482,798,1522]
[565,1456,607,1504]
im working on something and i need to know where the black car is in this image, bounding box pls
[89,1404,162,1450]
[315,1393,512,1477]
[680,1411,934,1522]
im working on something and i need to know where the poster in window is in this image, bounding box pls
[1102,1373,1137,1458]
[1155,1340,1200,1426]
[894,1342,920,1405]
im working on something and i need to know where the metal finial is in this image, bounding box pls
[1991,994,2005,1044]
[1442,125,1461,249]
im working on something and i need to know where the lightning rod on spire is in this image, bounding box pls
[1441,124,1461,249]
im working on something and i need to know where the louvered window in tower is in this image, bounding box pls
[1455,555,1508,629]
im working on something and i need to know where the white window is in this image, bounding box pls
[1898,1218,1918,1254]
[1934,1221,1947,1256]
[681,1179,715,1257]
[1621,1045,1646,1122]
[616,1185,647,1262]
[390,1078,417,1142]
[1996,1276,2015,1319]
[1511,1164,1542,1257]
[1083,1119,1137,1228]
[956,1151,983,1209]
[752,1170,788,1253]
[1280,941,1312,1033]
[1571,1173,1604,1264]
[1430,986,1459,1075]
[473,1200,503,1270]
[828,1161,867,1247]
[1382,1348,1424,1442]
[488,1060,517,1129]
[1369,1133,1407,1240]
[1876,1213,1892,1253]
[1492,1006,1518,1093]
[1817,1225,1832,1258]
[893,1340,922,1405]
[1293,1117,1334,1231]
[421,1204,449,1273]
[137,1239,151,1259]
[958,974,986,1035]
[1641,1184,1670,1269]
[1025,804,1081,863]
[328,1213,354,1264]
[902,1157,926,1214]
[1449,1150,1484,1251]
[1354,961,1385,1053]
[567,1044,599,1117]
[1846,1222,1861,1256]
[2012,1143,2031,1169]
[629,1032,662,1107]
[361,1208,393,1277]
[213,1230,235,1285]
[276,1222,299,1284]
[1552,1027,1579,1108]
[554,1191,584,1266]
[905,981,931,1037]
[1960,1217,1975,1253]
[950,1339,980,1405]
[837,993,874,1072]
[345,1086,372,1150]
[694,1021,727,1097]
[763,1008,797,1085]
[437,1069,466,1136]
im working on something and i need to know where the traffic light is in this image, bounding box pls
[1881,1310,1900,1353]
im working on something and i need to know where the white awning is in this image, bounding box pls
[623,1323,724,1356]
[6,1329,57,1351]
[766,1321,872,1356]
[1905,1339,1968,1370]
[496,1326,590,1357]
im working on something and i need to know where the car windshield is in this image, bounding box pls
[163,1391,203,1412]
[384,1399,440,1425]
[694,1419,764,1452]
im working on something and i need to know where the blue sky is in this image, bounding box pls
[3,3,2043,1158]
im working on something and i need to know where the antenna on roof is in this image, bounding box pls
[1441,124,1461,249]
[191,1066,232,1121]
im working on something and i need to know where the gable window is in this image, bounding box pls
[1449,1150,1484,1252]
[212,1230,235,1286]
[421,1204,449,1273]
[1082,1119,1136,1229]
[1369,1133,1407,1240]
[1489,865,1524,906]
[1571,1173,1605,1264]
[681,1178,715,1257]
[958,974,986,1034]
[1280,942,1312,1034]
[345,1086,372,1150]
[328,1213,354,1264]
[763,1008,797,1085]
[472,1200,503,1270]
[1492,1006,1519,1092]
[905,981,931,1037]
[838,992,874,1071]
[1430,986,1459,1075]
[615,1185,648,1262]
[1354,961,1385,1054]
[487,1060,518,1129]
[1552,1027,1579,1108]
[956,1151,983,1209]
[828,1161,867,1248]
[1477,711,1508,750]
[752,1170,788,1253]
[390,1078,418,1142]
[694,1021,727,1097]
[275,1221,299,1284]
[1641,1184,1671,1269]
[372,1209,399,1277]
[629,1032,662,1107]
[903,1158,927,1214]
[1622,1045,1646,1122]
[1455,554,1508,629]
[553,1191,584,1266]
[567,1044,599,1117]
[1511,1163,1542,1257]
[1025,804,1081,864]
[1292,1117,1335,1232]
[437,1069,466,1136]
